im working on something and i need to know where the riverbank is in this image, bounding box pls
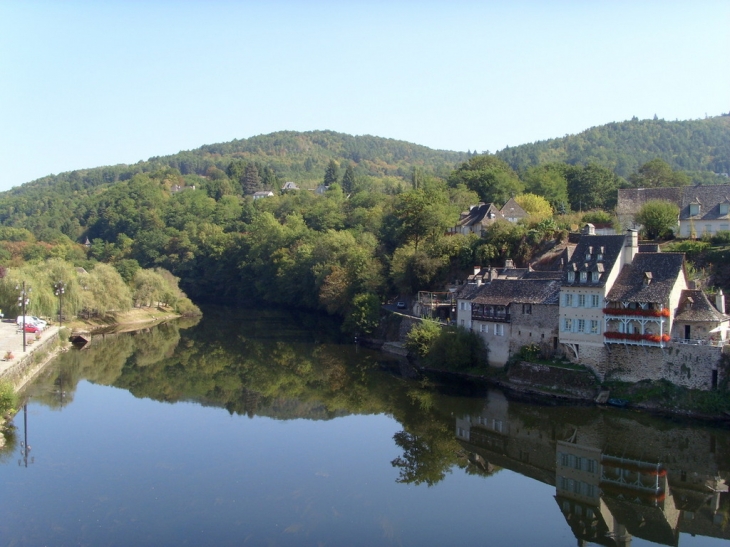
[64,306,184,334]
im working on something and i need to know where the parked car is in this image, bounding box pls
[396,301,407,309]
[16,316,46,329]
[23,324,40,333]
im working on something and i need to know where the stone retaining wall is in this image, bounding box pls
[0,333,61,391]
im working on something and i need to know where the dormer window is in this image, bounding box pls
[585,253,591,261]
[643,272,653,286]
[721,203,729,215]
[591,272,599,283]
[580,271,587,283]
[689,203,700,216]
[596,254,603,262]
[567,271,575,283]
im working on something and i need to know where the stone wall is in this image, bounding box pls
[510,304,559,358]
[568,341,727,390]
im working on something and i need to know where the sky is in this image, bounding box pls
[1,1,728,191]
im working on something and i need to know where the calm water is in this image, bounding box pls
[0,307,728,547]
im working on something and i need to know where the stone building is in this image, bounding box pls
[451,203,504,235]
[617,184,730,237]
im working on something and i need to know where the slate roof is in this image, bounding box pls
[617,187,683,219]
[674,290,730,322]
[679,185,730,221]
[470,278,561,306]
[562,234,626,287]
[605,253,685,304]
[456,203,504,228]
[500,197,528,220]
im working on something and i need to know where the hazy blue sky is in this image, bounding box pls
[1,1,728,190]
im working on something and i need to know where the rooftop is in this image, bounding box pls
[605,253,685,304]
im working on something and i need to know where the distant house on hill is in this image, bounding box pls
[315,184,329,195]
[171,184,195,194]
[281,181,299,191]
[500,197,529,223]
[617,184,730,237]
[450,203,504,235]
[252,191,274,200]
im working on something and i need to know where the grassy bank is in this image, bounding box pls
[63,306,186,333]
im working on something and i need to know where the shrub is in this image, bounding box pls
[0,381,17,415]
[404,320,441,357]
[423,326,488,371]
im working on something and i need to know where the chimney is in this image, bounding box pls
[624,229,638,265]
[488,267,496,282]
[473,266,481,276]
[583,223,595,235]
[716,290,726,314]
[504,259,514,269]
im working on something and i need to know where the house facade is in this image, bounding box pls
[617,184,730,237]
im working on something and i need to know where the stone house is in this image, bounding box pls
[559,232,633,361]
[451,203,504,235]
[673,289,730,344]
[603,253,687,349]
[617,184,730,237]
[281,181,299,191]
[456,273,561,366]
[500,197,529,223]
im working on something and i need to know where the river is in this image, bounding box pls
[0,307,728,546]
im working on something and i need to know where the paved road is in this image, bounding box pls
[0,321,60,379]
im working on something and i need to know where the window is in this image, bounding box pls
[580,271,587,283]
[479,323,484,332]
[567,271,575,283]
[586,459,596,473]
[564,294,573,307]
[578,294,586,307]
[585,253,591,261]
[705,224,713,235]
[522,303,532,314]
[690,203,700,216]
[721,203,729,215]
[590,320,599,334]
[721,224,729,232]
[591,294,600,308]
[577,319,585,333]
[592,272,599,283]
[563,318,573,332]
[494,324,504,336]
[596,253,603,262]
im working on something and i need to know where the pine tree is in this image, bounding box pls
[341,164,355,194]
[261,166,279,189]
[243,163,261,194]
[323,160,339,186]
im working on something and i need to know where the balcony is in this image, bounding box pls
[604,332,669,348]
[471,312,510,323]
[603,307,670,319]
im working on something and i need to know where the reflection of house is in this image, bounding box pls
[603,252,687,348]
[617,184,730,237]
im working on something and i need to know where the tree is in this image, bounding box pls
[323,160,339,186]
[634,200,679,240]
[522,163,569,208]
[243,163,261,194]
[515,193,553,219]
[447,155,523,205]
[628,158,690,188]
[341,164,356,194]
[565,164,621,211]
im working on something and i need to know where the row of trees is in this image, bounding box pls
[0,259,199,320]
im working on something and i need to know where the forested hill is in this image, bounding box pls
[9,130,468,197]
[496,115,730,178]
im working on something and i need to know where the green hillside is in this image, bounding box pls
[496,115,730,178]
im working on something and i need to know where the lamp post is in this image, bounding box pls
[16,282,30,352]
[18,403,34,468]
[54,280,66,326]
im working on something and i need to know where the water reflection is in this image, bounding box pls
[10,307,730,546]
[455,390,730,546]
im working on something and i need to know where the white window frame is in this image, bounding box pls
[578,294,586,307]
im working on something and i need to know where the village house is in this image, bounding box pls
[617,184,730,237]
[450,199,530,236]
[281,181,299,191]
[455,270,562,366]
[252,190,274,200]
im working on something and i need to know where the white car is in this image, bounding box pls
[16,316,47,329]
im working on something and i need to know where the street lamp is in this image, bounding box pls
[54,280,66,326]
[16,282,30,352]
